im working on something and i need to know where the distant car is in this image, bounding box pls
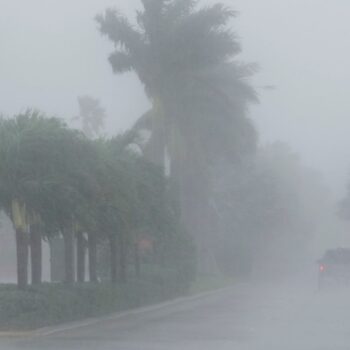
[318,248,350,289]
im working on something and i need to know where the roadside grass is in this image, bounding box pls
[0,272,234,331]
[0,269,190,331]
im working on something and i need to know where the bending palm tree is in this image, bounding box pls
[97,0,258,272]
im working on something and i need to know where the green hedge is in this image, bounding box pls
[0,273,189,331]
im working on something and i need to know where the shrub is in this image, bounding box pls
[0,276,190,330]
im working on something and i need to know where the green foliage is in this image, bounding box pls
[96,1,243,94]
[96,1,257,162]
[0,110,97,233]
[96,1,258,277]
[0,109,195,288]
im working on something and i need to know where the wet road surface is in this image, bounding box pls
[1,282,350,350]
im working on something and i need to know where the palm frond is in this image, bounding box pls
[108,50,134,73]
[187,3,237,29]
[164,0,198,24]
[96,9,143,53]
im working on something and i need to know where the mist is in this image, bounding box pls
[0,1,350,349]
[2,0,350,193]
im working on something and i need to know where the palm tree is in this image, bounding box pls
[0,110,103,287]
[91,135,137,283]
[47,133,102,284]
[96,0,258,272]
[0,111,75,287]
[74,96,106,139]
[0,108,196,287]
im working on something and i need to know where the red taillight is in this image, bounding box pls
[319,264,325,272]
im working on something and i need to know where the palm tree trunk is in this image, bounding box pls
[88,233,97,283]
[76,232,85,283]
[15,228,28,289]
[143,107,166,167]
[30,225,42,285]
[134,243,140,278]
[118,235,127,283]
[63,229,75,284]
[109,235,117,283]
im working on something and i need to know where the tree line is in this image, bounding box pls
[1,0,327,288]
[0,111,194,288]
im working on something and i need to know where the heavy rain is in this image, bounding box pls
[0,1,350,349]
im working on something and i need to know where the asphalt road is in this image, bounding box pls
[1,282,350,350]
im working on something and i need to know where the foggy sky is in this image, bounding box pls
[1,0,350,195]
